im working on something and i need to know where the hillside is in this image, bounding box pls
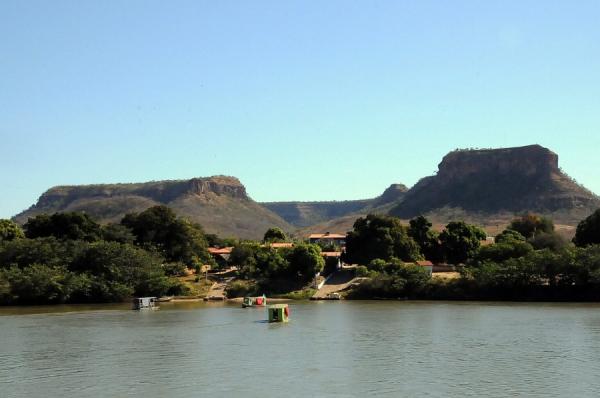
[13,176,293,240]
[390,145,600,225]
[262,184,407,227]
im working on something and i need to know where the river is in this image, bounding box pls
[2,301,600,397]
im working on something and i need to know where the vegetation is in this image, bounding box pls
[7,205,600,304]
[121,205,212,267]
[0,208,209,305]
[344,214,422,265]
[439,221,487,264]
[229,242,324,295]
[348,258,431,299]
[0,220,24,242]
[263,227,287,243]
[573,209,600,247]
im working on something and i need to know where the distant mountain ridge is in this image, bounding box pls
[13,145,600,239]
[261,183,408,227]
[13,176,292,240]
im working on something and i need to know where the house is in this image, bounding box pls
[208,247,233,268]
[308,232,346,247]
[415,260,433,276]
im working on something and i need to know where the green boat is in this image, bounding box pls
[268,304,290,323]
[242,294,267,308]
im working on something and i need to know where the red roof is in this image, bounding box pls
[208,247,233,255]
[309,233,346,239]
[416,260,433,266]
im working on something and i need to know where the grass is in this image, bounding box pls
[272,288,316,300]
[177,274,213,297]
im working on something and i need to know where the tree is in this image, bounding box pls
[475,241,534,263]
[286,244,325,283]
[24,212,103,242]
[263,227,287,243]
[507,214,554,239]
[101,223,135,244]
[439,221,486,264]
[0,219,24,242]
[495,229,526,244]
[573,209,600,247]
[408,216,443,262]
[345,214,422,265]
[121,205,211,266]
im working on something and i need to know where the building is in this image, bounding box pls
[208,247,233,268]
[415,260,433,276]
[308,232,346,247]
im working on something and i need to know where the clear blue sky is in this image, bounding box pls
[1,1,599,218]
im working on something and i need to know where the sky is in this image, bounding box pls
[1,1,599,218]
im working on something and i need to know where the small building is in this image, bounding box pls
[208,247,233,268]
[132,297,158,310]
[415,260,433,276]
[309,232,346,247]
[268,304,290,323]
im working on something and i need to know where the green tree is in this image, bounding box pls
[528,231,568,251]
[263,227,287,243]
[286,244,325,283]
[121,205,211,266]
[408,216,443,262]
[507,214,554,239]
[24,212,103,242]
[475,241,534,263]
[0,220,24,242]
[70,241,181,299]
[345,214,422,265]
[573,209,600,247]
[439,221,486,264]
[495,229,526,244]
[101,223,135,244]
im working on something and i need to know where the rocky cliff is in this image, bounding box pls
[390,145,600,223]
[14,176,292,239]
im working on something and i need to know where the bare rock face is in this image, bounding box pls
[187,176,248,199]
[390,145,600,220]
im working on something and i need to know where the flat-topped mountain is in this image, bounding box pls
[14,176,292,239]
[390,145,600,224]
[262,183,408,227]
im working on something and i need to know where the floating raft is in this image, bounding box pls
[267,304,290,323]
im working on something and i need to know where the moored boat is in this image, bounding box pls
[242,294,267,308]
[132,297,159,310]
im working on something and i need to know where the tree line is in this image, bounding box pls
[0,206,213,305]
[344,210,600,300]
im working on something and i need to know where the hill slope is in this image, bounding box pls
[390,145,600,224]
[262,183,408,227]
[13,176,293,240]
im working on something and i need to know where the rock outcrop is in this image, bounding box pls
[14,176,292,239]
[390,145,600,223]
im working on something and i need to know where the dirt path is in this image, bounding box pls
[311,269,357,299]
[204,276,234,301]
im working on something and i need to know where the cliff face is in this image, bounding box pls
[14,176,291,240]
[390,145,600,222]
[262,183,408,227]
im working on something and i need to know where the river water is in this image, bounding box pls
[2,301,600,397]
